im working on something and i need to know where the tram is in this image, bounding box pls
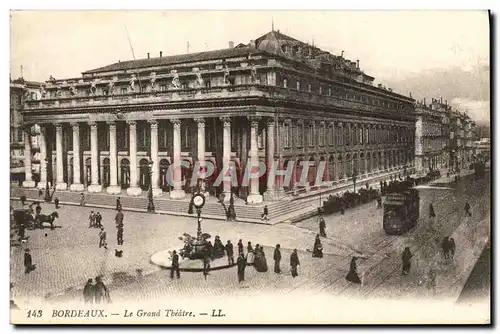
[383,188,420,235]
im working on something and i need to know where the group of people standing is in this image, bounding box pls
[83,276,111,304]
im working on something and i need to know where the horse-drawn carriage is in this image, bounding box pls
[13,208,58,230]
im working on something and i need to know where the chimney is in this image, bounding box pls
[356,59,360,69]
[440,97,443,103]
[160,51,163,58]
[423,97,426,105]
[228,41,234,49]
[445,100,448,105]
[147,53,150,59]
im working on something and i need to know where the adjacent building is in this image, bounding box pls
[20,30,418,203]
[10,78,43,184]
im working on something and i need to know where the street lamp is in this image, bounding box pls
[147,160,155,213]
[44,159,51,203]
[192,191,206,256]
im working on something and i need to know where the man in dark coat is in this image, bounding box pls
[225,240,234,266]
[170,250,180,279]
[273,244,281,274]
[94,276,109,304]
[464,202,472,217]
[261,205,269,222]
[346,257,361,284]
[95,212,103,228]
[54,197,60,209]
[290,249,300,278]
[237,239,244,255]
[83,279,95,304]
[237,252,247,283]
[116,226,123,246]
[99,228,107,249]
[115,209,124,228]
[312,234,324,258]
[116,197,122,211]
[402,247,413,275]
[24,249,32,274]
[429,203,436,218]
[35,203,42,216]
[319,218,326,237]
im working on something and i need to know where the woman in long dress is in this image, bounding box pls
[402,247,413,275]
[246,242,255,266]
[345,257,361,284]
[312,234,323,258]
[253,245,268,272]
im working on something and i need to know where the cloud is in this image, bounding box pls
[450,98,490,124]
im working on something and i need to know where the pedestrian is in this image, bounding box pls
[290,249,300,278]
[88,211,95,228]
[115,208,124,228]
[402,247,413,275]
[54,197,60,209]
[376,195,382,209]
[237,239,244,255]
[346,256,361,284]
[99,228,107,249]
[80,193,85,207]
[319,217,326,238]
[464,202,472,217]
[261,205,269,222]
[83,279,95,305]
[247,241,253,254]
[237,252,247,283]
[116,226,123,246]
[203,248,211,280]
[116,197,122,211]
[38,188,43,197]
[449,238,456,261]
[24,249,33,274]
[170,250,180,279]
[94,276,110,304]
[273,244,281,274]
[312,234,323,258]
[35,202,42,216]
[95,212,102,228]
[225,240,234,266]
[429,203,436,218]
[441,237,450,260]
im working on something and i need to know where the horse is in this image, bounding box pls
[35,212,59,230]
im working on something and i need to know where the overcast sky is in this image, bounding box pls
[10,10,490,123]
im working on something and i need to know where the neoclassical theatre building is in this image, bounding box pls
[21,30,416,204]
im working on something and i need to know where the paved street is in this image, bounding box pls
[10,170,490,308]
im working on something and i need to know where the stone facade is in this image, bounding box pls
[19,30,416,203]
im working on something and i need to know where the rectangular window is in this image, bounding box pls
[308,84,312,93]
[296,80,301,91]
[160,84,166,92]
[296,124,303,147]
[283,123,290,148]
[328,87,332,96]
[319,124,325,146]
[283,78,288,88]
[328,125,334,146]
[319,86,323,95]
[121,88,127,94]
[308,125,314,147]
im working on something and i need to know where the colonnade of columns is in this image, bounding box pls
[22,116,264,203]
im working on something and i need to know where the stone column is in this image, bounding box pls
[221,117,232,202]
[126,121,142,196]
[69,123,84,191]
[106,121,121,194]
[149,120,162,197]
[87,122,102,192]
[55,124,67,190]
[264,118,276,201]
[170,118,186,199]
[37,125,48,189]
[247,117,263,204]
[195,117,208,197]
[22,127,35,188]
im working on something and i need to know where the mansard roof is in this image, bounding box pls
[83,46,264,74]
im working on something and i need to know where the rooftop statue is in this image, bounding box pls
[223,65,231,85]
[39,84,47,99]
[172,71,181,89]
[195,71,204,88]
[129,74,137,92]
[69,83,77,96]
[150,72,157,91]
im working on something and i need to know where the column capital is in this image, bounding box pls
[337,122,343,127]
[170,118,181,129]
[220,116,231,127]
[127,120,137,129]
[88,121,98,129]
[55,123,63,130]
[266,118,275,127]
[107,121,116,130]
[194,117,205,126]
[295,119,304,126]
[148,119,158,129]
[319,120,326,127]
[328,121,335,127]
[70,122,80,129]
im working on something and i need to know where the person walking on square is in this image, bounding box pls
[116,197,122,211]
[170,250,180,279]
[225,240,234,266]
[402,247,413,275]
[273,244,281,274]
[237,239,244,255]
[88,211,95,228]
[312,234,324,258]
[38,188,43,198]
[237,252,247,283]
[24,249,33,274]
[94,276,110,304]
[346,256,361,284]
[290,249,300,278]
[319,217,326,238]
[115,208,124,228]
[99,228,107,249]
[80,193,86,207]
[429,203,436,218]
[95,212,102,228]
[261,205,269,222]
[464,202,472,217]
[54,197,60,209]
[116,226,123,246]
[83,279,95,305]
